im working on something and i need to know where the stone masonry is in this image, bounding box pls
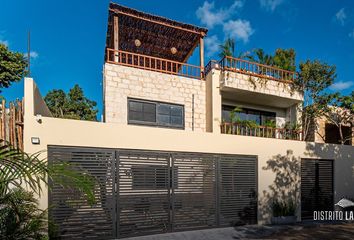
[104,63,206,132]
[221,71,303,101]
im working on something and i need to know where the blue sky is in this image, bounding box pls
[1,0,353,119]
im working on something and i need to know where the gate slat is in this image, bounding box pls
[48,146,116,240]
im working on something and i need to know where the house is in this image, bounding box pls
[306,114,353,146]
[22,2,354,240]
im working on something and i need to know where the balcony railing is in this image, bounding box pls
[106,48,203,79]
[221,122,303,141]
[219,56,296,83]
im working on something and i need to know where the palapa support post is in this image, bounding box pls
[113,15,119,63]
[199,33,205,79]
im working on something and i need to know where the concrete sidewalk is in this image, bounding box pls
[120,222,354,240]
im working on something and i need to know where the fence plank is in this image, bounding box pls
[0,99,24,150]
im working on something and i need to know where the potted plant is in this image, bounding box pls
[271,199,297,225]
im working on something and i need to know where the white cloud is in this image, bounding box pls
[0,32,9,47]
[0,39,9,47]
[329,81,354,91]
[30,51,39,59]
[25,51,39,59]
[223,19,254,43]
[349,29,354,39]
[259,0,284,12]
[204,35,221,57]
[335,8,346,25]
[196,0,244,28]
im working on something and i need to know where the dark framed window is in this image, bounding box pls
[128,98,184,129]
[132,165,178,190]
[222,105,276,125]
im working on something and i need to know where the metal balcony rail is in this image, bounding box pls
[219,56,297,83]
[221,122,303,141]
[106,48,203,79]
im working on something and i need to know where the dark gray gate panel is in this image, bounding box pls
[219,155,258,226]
[117,150,170,238]
[171,153,216,231]
[301,159,334,220]
[48,146,116,240]
[49,146,258,239]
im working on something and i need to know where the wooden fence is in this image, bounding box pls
[0,99,24,151]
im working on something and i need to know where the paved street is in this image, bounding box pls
[121,222,354,240]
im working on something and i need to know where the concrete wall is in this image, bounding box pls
[24,78,354,224]
[103,63,206,132]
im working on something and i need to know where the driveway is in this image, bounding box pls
[120,222,354,240]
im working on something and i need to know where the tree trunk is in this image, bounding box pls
[339,123,344,145]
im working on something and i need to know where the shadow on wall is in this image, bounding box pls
[259,150,301,223]
[305,142,354,202]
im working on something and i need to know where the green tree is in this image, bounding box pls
[0,44,27,91]
[219,38,235,58]
[317,92,354,145]
[247,48,273,66]
[273,48,296,72]
[44,84,98,121]
[295,60,336,140]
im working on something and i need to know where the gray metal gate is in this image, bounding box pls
[49,146,257,239]
[301,159,334,220]
[48,146,116,240]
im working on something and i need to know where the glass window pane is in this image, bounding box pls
[129,111,143,121]
[158,114,170,124]
[144,112,156,122]
[170,106,182,116]
[143,102,156,114]
[129,101,143,112]
[171,116,182,125]
[128,100,156,123]
[158,104,171,115]
[222,109,231,122]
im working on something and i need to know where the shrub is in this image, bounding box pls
[272,199,296,217]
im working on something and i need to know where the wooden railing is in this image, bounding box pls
[106,48,203,79]
[0,99,24,150]
[219,56,296,83]
[221,122,303,141]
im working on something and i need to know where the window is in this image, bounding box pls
[325,123,352,145]
[222,105,276,126]
[132,165,178,190]
[128,99,184,129]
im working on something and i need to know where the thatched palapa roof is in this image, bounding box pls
[106,2,208,63]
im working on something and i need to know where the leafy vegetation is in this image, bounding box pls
[219,38,235,58]
[295,60,337,140]
[0,188,48,240]
[44,84,98,121]
[272,199,296,217]
[0,44,27,91]
[0,141,96,239]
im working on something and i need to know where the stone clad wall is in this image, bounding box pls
[221,71,303,101]
[104,63,206,132]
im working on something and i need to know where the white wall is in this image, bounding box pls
[24,78,354,224]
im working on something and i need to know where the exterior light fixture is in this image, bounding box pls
[35,114,42,123]
[31,137,40,145]
[134,39,141,47]
[171,47,177,54]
